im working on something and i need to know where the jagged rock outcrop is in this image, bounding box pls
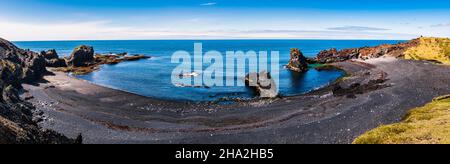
[67,45,94,67]
[317,48,360,63]
[316,39,420,63]
[41,49,58,60]
[40,49,67,68]
[245,71,278,98]
[22,52,47,83]
[0,37,79,144]
[317,48,339,63]
[0,38,47,83]
[47,58,67,68]
[286,48,308,72]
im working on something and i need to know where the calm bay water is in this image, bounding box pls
[14,40,403,102]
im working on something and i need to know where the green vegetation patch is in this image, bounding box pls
[354,95,450,144]
[404,37,450,65]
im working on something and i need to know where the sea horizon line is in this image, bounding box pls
[11,38,411,42]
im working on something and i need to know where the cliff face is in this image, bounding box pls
[0,38,78,144]
[0,38,47,83]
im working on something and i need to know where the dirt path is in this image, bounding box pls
[22,58,450,144]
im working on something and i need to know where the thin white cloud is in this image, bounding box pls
[200,2,217,6]
[327,26,390,32]
[430,23,450,28]
[0,19,423,41]
[0,20,130,41]
[206,29,416,40]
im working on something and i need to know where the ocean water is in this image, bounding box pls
[14,40,403,102]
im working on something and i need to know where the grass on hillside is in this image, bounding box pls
[404,37,450,65]
[354,95,450,144]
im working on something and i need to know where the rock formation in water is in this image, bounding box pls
[316,39,420,63]
[67,45,95,67]
[41,49,67,68]
[245,71,278,98]
[55,51,150,75]
[286,48,308,72]
[0,37,79,144]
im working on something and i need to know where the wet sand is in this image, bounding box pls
[22,57,450,144]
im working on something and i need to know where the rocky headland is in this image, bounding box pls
[0,37,150,144]
[287,37,450,144]
[315,38,420,63]
[51,45,150,75]
[0,38,80,144]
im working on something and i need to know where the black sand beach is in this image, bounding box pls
[22,57,450,144]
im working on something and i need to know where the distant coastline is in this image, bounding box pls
[12,38,410,42]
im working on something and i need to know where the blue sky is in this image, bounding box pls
[0,0,449,40]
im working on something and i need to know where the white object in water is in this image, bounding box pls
[180,72,200,77]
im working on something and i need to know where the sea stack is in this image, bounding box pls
[286,48,308,72]
[67,45,94,67]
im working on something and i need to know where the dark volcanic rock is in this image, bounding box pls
[67,45,94,67]
[0,38,47,83]
[317,48,359,63]
[286,48,308,72]
[0,37,79,144]
[0,60,22,89]
[2,85,21,104]
[331,67,390,98]
[40,49,67,67]
[55,53,150,75]
[315,39,420,63]
[317,48,338,63]
[41,49,59,60]
[22,52,47,83]
[46,58,67,68]
[245,71,278,98]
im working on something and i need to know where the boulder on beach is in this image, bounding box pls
[41,49,59,60]
[286,48,308,72]
[245,71,278,98]
[67,45,94,67]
